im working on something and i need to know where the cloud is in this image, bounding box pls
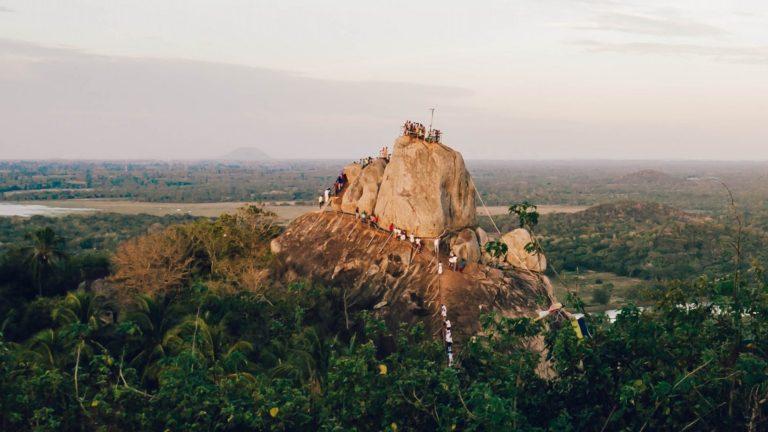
[0,6,14,13]
[575,40,768,64]
[0,39,471,159]
[564,12,725,37]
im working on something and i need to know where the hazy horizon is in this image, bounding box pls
[1,1,767,160]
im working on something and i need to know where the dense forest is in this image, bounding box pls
[0,213,199,252]
[480,200,768,283]
[1,205,768,430]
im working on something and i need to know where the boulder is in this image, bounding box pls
[374,136,476,237]
[341,158,386,214]
[270,238,282,254]
[476,227,489,250]
[342,163,363,186]
[501,228,547,272]
[450,228,481,263]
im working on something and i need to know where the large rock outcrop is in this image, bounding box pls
[374,136,476,237]
[341,159,386,214]
[271,212,554,342]
[273,131,555,346]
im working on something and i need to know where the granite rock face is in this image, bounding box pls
[270,212,554,342]
[341,159,387,214]
[342,163,363,186]
[374,136,476,238]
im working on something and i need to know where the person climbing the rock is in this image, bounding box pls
[409,232,415,244]
[438,262,444,275]
[389,222,394,232]
[415,237,422,253]
[361,210,367,224]
[318,195,323,208]
[400,229,407,241]
[324,188,330,203]
[342,172,348,184]
[355,207,360,220]
[441,304,447,318]
[458,258,467,273]
[448,252,458,271]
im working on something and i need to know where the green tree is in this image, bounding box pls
[509,201,540,230]
[591,286,612,306]
[23,227,67,297]
[484,240,508,261]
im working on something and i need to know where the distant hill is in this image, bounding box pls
[220,147,271,161]
[567,201,704,226]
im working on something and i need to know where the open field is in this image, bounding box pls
[2,200,586,221]
[550,270,651,313]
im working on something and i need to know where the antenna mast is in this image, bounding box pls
[428,107,436,134]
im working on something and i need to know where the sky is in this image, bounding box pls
[0,0,767,160]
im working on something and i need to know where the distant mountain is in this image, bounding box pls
[221,147,271,161]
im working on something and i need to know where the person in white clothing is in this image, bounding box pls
[448,253,458,271]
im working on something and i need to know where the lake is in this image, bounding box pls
[0,203,96,217]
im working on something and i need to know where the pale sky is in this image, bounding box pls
[1,0,767,160]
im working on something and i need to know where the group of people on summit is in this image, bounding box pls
[403,120,442,143]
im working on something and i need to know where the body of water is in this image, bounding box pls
[0,203,94,217]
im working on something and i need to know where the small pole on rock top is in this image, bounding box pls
[428,107,436,135]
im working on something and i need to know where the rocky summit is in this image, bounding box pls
[374,135,476,238]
